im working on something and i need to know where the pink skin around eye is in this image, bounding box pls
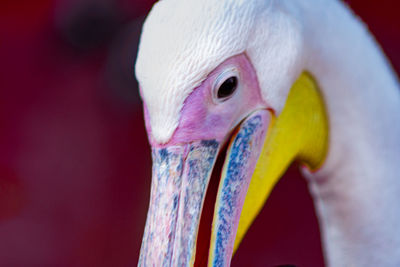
[143,53,267,147]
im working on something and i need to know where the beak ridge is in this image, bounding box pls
[139,141,220,266]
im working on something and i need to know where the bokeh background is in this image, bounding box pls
[1,0,399,266]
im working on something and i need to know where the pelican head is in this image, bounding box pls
[136,0,324,265]
[136,0,400,266]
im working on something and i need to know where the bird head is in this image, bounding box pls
[136,0,328,265]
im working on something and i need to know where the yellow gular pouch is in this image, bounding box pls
[233,72,329,253]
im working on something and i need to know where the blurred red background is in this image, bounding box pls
[0,0,399,266]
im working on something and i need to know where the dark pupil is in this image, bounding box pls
[217,76,237,99]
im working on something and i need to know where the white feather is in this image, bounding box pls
[135,0,303,143]
[298,1,400,265]
[136,0,400,265]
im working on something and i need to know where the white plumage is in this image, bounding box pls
[136,0,400,265]
[136,0,302,143]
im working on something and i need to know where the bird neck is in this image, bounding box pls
[296,0,400,265]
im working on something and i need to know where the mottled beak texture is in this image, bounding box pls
[139,140,219,266]
[139,110,270,266]
[208,111,269,266]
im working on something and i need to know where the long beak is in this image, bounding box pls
[139,73,328,266]
[138,110,271,266]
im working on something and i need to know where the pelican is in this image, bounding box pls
[135,0,400,266]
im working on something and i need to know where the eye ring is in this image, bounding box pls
[212,68,240,103]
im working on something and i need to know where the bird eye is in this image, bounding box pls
[217,76,238,99]
[213,68,239,103]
